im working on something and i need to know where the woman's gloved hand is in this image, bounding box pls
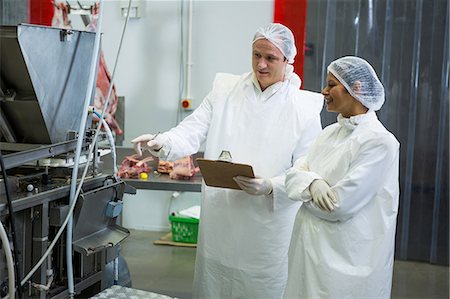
[131,134,163,156]
[233,176,273,196]
[309,179,338,212]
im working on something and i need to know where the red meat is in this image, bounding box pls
[118,154,154,179]
[169,156,200,180]
[157,160,174,174]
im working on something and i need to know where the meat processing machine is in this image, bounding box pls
[0,24,133,298]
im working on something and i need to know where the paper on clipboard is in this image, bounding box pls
[196,158,255,190]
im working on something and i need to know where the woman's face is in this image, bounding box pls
[321,73,365,117]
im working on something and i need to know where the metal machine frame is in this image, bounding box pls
[0,24,133,298]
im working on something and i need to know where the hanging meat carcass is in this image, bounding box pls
[85,5,123,135]
[51,1,123,136]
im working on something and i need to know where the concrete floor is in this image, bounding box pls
[121,229,449,299]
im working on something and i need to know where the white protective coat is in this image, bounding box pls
[157,71,323,298]
[284,111,400,299]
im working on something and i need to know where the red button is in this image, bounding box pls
[181,99,191,109]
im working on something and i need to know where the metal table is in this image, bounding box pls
[109,147,203,193]
[124,173,202,193]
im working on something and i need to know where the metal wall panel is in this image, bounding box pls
[0,0,27,26]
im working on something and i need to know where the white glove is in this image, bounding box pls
[233,176,273,196]
[131,134,163,156]
[309,179,338,212]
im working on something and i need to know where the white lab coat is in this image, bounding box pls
[284,111,400,299]
[157,71,323,298]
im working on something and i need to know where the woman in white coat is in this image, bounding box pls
[132,23,323,298]
[284,56,400,299]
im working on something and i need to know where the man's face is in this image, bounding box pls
[252,39,287,91]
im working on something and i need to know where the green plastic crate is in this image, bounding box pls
[169,213,199,244]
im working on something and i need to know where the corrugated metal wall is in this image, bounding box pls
[0,0,27,26]
[304,0,449,265]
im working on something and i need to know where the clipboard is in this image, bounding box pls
[196,158,255,190]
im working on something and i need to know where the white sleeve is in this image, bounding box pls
[156,93,213,161]
[284,156,322,202]
[305,136,399,222]
[156,73,241,161]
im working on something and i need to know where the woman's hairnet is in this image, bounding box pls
[328,56,385,111]
[252,23,297,64]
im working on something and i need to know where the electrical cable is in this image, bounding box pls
[0,153,22,298]
[0,218,15,299]
[20,0,133,289]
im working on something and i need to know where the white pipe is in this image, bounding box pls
[91,109,118,175]
[96,115,119,284]
[184,0,193,99]
[99,116,118,176]
[0,220,15,299]
[98,113,119,286]
[66,1,105,297]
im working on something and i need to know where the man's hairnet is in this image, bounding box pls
[328,56,385,111]
[252,23,297,64]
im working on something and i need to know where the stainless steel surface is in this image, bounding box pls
[91,285,174,299]
[73,225,130,256]
[0,24,130,298]
[0,172,131,297]
[0,175,107,213]
[50,271,103,299]
[0,107,16,142]
[0,144,130,298]
[124,174,202,193]
[30,202,49,295]
[106,147,203,193]
[72,181,130,256]
[0,24,97,144]
[0,140,78,170]
[49,204,70,226]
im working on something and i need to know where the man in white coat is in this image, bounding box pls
[284,56,400,298]
[132,23,323,299]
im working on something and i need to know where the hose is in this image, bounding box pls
[0,153,21,298]
[0,219,14,299]
[93,111,118,176]
[66,1,105,296]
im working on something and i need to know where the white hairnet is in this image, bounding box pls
[252,23,297,64]
[327,56,385,111]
